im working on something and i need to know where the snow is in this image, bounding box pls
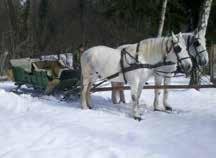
[0,78,216,158]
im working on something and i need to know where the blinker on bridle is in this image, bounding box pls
[193,40,201,47]
[171,37,191,73]
[192,38,207,59]
[173,45,182,54]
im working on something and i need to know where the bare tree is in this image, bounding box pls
[28,0,38,56]
[80,0,86,46]
[157,0,168,37]
[0,51,8,76]
[198,0,213,36]
[4,0,19,58]
[190,0,213,85]
[8,0,38,58]
[4,0,18,38]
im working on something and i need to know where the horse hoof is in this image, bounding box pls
[133,116,142,121]
[87,105,92,109]
[165,106,172,111]
[82,106,91,110]
[154,108,161,112]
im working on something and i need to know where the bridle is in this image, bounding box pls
[165,37,191,74]
[187,36,207,63]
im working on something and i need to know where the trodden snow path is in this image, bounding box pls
[0,80,216,158]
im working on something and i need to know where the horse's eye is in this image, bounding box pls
[193,41,200,47]
[174,46,182,53]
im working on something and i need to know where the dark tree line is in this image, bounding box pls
[0,0,215,59]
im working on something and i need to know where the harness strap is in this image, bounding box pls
[135,42,140,62]
[177,56,191,61]
[154,71,185,78]
[121,50,128,84]
[187,35,191,52]
[92,60,176,89]
[122,48,137,62]
[92,41,178,90]
[194,49,207,58]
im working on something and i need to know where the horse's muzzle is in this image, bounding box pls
[198,58,208,66]
[179,63,192,74]
[185,64,192,73]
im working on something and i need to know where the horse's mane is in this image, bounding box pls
[125,37,171,63]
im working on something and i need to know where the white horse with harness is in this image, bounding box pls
[153,29,208,111]
[80,32,192,120]
[117,29,208,112]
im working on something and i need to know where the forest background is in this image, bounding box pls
[0,0,215,59]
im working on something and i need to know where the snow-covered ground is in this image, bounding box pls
[0,78,216,158]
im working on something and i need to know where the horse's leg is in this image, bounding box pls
[153,75,162,111]
[119,82,126,103]
[111,82,118,104]
[163,77,172,111]
[131,81,142,121]
[81,78,91,109]
[86,82,92,109]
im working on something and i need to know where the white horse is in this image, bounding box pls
[117,29,208,112]
[81,32,192,120]
[153,29,208,111]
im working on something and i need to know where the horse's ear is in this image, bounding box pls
[171,31,178,43]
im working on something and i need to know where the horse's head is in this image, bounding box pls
[189,29,209,66]
[170,32,192,74]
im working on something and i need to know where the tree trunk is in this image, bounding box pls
[0,51,8,76]
[4,0,19,58]
[157,0,168,37]
[29,0,38,55]
[190,0,213,86]
[198,0,213,36]
[80,0,85,46]
[4,0,18,38]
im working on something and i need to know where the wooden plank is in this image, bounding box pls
[92,84,216,92]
